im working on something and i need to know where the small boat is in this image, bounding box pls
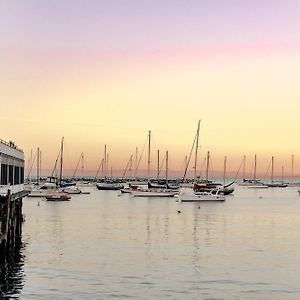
[45,192,71,201]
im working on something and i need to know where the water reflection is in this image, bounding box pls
[0,243,25,299]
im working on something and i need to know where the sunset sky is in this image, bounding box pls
[1,0,300,177]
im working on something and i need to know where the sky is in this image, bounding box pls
[1,0,300,177]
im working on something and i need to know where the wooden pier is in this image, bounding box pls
[0,190,28,261]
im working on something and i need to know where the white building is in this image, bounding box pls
[0,139,25,196]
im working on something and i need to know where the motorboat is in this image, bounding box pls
[179,188,225,202]
[27,182,58,197]
[96,181,124,190]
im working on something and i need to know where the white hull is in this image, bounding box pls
[247,185,269,189]
[132,190,178,197]
[179,193,225,202]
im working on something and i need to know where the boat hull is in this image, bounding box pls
[180,194,225,202]
[96,183,124,190]
[132,190,178,197]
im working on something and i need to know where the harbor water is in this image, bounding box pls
[2,186,300,299]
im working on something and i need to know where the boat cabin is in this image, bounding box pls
[0,139,25,196]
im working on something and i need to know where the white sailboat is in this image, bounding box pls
[246,154,268,189]
[132,131,177,197]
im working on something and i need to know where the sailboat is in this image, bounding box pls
[120,155,136,193]
[246,154,268,188]
[267,157,287,188]
[46,137,73,201]
[96,145,124,190]
[179,120,225,202]
[132,131,177,197]
[193,151,222,192]
[210,156,234,195]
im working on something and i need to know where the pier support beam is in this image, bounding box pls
[0,190,26,262]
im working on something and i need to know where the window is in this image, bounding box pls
[1,164,8,185]
[8,165,14,185]
[20,167,24,184]
[14,166,20,184]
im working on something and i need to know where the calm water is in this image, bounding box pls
[2,186,300,299]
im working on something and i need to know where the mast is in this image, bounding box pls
[101,158,104,178]
[135,147,138,180]
[253,154,257,182]
[242,155,246,181]
[291,154,294,182]
[157,150,160,179]
[223,156,227,187]
[107,154,109,178]
[80,152,84,179]
[166,150,169,185]
[30,149,33,182]
[72,152,84,179]
[40,150,42,180]
[104,145,107,179]
[271,156,274,184]
[147,130,151,181]
[37,148,39,183]
[194,120,201,181]
[205,151,210,182]
[59,137,64,184]
[282,165,284,184]
[129,155,133,182]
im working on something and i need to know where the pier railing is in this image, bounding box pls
[0,139,23,152]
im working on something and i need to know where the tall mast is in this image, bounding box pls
[223,156,227,187]
[37,147,40,185]
[291,154,294,181]
[107,154,109,178]
[59,137,64,184]
[81,153,84,178]
[157,150,160,179]
[271,156,274,184]
[72,152,84,179]
[194,120,201,181]
[254,154,257,182]
[242,155,246,181]
[135,147,138,180]
[282,165,284,184]
[129,155,133,182]
[206,151,210,182]
[166,150,169,185]
[104,145,107,179]
[101,158,104,178]
[40,150,42,180]
[147,130,151,181]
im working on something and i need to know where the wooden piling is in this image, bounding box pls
[0,190,27,262]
